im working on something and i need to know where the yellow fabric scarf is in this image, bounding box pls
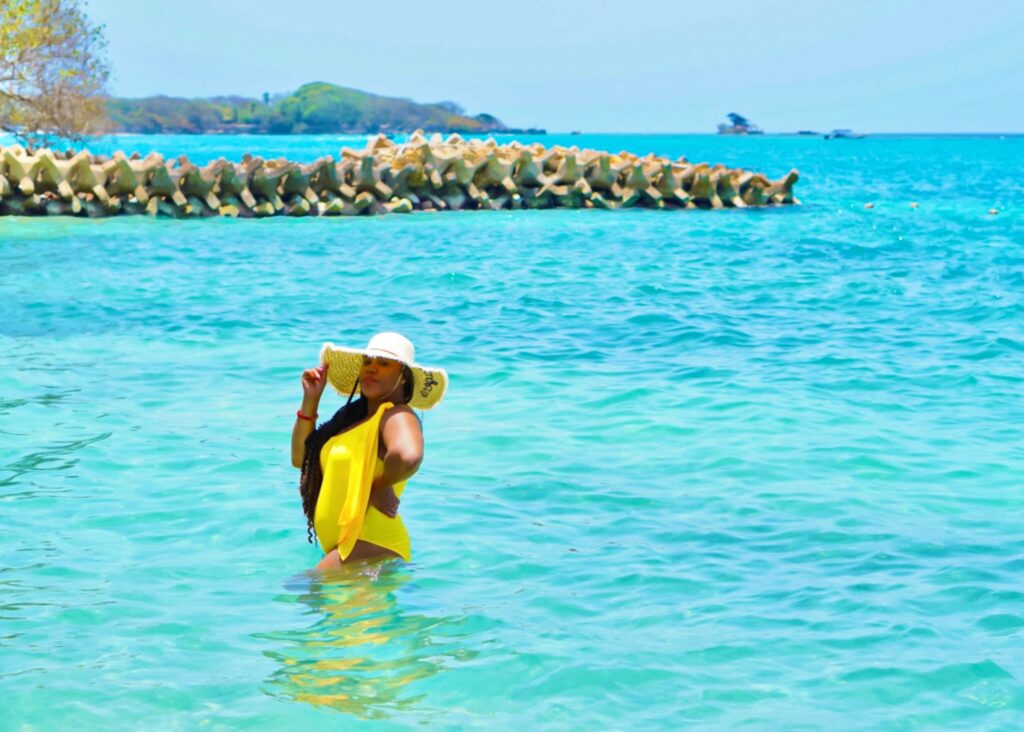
[323,401,393,560]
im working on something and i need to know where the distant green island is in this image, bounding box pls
[106,81,544,136]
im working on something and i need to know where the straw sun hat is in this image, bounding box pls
[319,332,448,410]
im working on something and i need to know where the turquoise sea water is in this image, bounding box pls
[1,133,1023,730]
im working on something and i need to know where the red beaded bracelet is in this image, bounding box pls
[296,410,317,422]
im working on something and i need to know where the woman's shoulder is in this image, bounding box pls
[383,403,416,419]
[381,402,422,426]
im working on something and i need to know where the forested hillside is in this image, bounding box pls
[106,82,523,134]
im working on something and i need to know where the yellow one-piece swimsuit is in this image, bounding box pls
[313,401,411,561]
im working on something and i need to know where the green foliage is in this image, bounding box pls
[106,96,224,134]
[0,0,110,148]
[106,81,508,135]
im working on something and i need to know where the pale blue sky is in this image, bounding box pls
[88,0,1023,132]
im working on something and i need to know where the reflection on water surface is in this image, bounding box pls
[258,561,476,719]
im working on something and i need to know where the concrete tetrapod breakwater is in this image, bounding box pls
[0,131,799,218]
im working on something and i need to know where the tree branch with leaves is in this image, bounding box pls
[0,0,110,150]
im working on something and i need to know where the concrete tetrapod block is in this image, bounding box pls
[551,153,585,188]
[738,175,765,206]
[143,158,186,212]
[385,163,425,206]
[29,151,76,201]
[365,133,396,154]
[58,152,111,207]
[286,195,312,217]
[383,197,414,214]
[424,149,455,190]
[654,163,693,208]
[619,162,662,208]
[767,170,800,204]
[353,190,380,215]
[474,151,518,195]
[176,157,221,213]
[585,154,627,199]
[446,154,484,188]
[281,161,320,206]
[209,159,254,215]
[248,160,287,212]
[233,156,264,210]
[688,165,724,209]
[352,155,393,200]
[109,152,152,205]
[512,150,550,189]
[713,166,746,208]
[2,149,35,196]
[309,156,356,202]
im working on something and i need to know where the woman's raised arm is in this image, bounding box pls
[291,363,329,468]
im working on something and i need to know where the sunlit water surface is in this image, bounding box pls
[2,134,1023,730]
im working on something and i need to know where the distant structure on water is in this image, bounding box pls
[824,129,867,139]
[717,113,763,135]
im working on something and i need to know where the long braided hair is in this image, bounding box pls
[299,366,415,544]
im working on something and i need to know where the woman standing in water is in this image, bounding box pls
[291,333,447,571]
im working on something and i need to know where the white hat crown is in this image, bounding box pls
[364,332,415,365]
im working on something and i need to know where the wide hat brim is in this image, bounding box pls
[319,342,448,410]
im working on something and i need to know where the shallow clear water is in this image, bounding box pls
[2,134,1023,730]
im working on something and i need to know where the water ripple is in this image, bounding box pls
[2,134,1024,728]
